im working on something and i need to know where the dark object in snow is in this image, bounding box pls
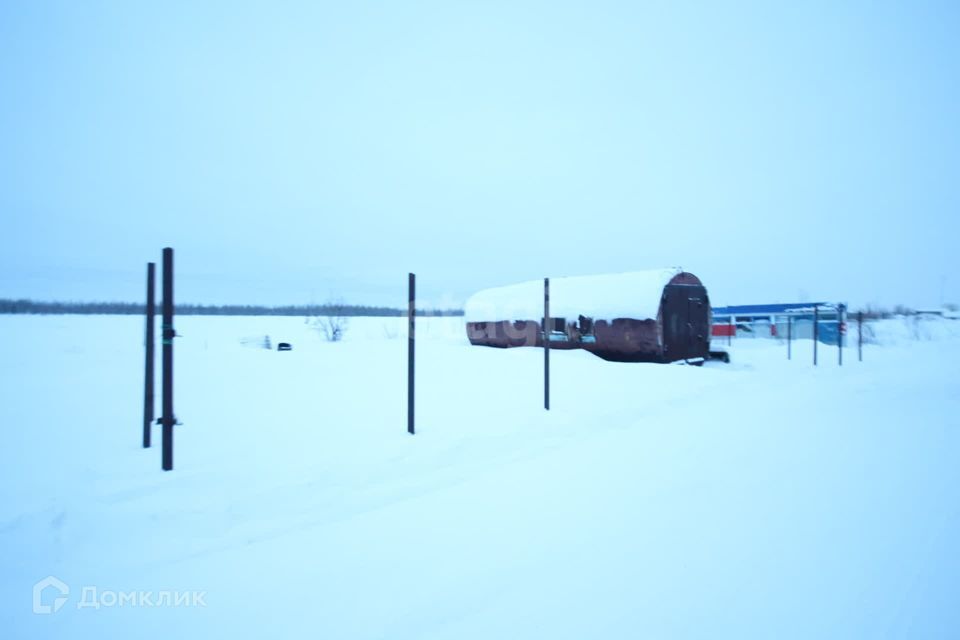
[709,349,731,363]
[277,342,292,351]
[465,269,712,363]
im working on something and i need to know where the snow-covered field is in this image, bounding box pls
[2,314,959,638]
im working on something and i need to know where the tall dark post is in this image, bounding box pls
[728,316,733,346]
[787,315,792,360]
[813,305,819,366]
[838,304,844,366]
[160,248,175,471]
[143,262,156,448]
[858,311,863,362]
[407,273,415,435]
[544,278,550,411]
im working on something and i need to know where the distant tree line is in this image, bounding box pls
[854,305,917,320]
[853,304,960,319]
[0,299,463,317]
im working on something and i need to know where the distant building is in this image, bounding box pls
[916,308,960,320]
[711,303,847,345]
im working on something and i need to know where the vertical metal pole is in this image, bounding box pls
[161,248,175,471]
[813,306,819,366]
[728,316,733,346]
[787,315,792,360]
[544,277,550,411]
[143,263,155,448]
[407,273,415,435]
[838,304,844,366]
[858,311,863,362]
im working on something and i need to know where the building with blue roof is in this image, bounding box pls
[712,302,847,346]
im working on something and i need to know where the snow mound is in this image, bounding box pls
[464,268,683,323]
[865,315,960,346]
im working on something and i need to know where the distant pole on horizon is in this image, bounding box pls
[858,311,864,362]
[813,305,819,367]
[838,304,844,366]
[787,315,792,360]
[728,316,733,346]
[407,273,415,435]
[544,277,550,411]
[143,262,155,448]
[160,248,176,471]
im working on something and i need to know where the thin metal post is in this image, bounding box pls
[544,277,550,411]
[143,263,155,448]
[408,273,415,435]
[161,248,175,471]
[728,316,733,346]
[858,311,863,362]
[813,306,819,366]
[787,315,792,360]
[838,304,844,366]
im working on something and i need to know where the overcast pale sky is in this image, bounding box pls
[2,1,957,309]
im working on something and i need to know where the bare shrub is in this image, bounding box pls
[382,320,400,339]
[310,299,349,342]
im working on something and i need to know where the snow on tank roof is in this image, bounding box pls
[464,268,684,323]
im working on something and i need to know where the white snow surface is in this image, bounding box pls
[2,314,959,638]
[464,267,683,323]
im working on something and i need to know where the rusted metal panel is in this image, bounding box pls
[586,318,662,362]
